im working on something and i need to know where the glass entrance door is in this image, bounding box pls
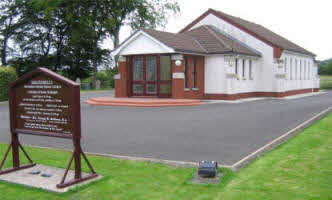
[132,55,158,96]
[159,55,172,97]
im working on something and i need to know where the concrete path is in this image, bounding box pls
[0,91,331,166]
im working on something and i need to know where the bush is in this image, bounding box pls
[319,61,332,75]
[0,67,18,101]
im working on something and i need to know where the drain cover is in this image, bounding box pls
[41,173,52,178]
[28,171,41,175]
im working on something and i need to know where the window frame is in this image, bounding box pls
[300,60,302,80]
[242,59,246,79]
[193,57,197,88]
[290,58,293,80]
[249,60,253,80]
[184,57,189,88]
[235,58,238,76]
[295,59,298,80]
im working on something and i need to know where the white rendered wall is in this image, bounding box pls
[205,55,227,93]
[205,55,261,94]
[280,51,319,91]
[190,13,275,92]
[119,33,173,55]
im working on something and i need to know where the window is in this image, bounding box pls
[304,61,306,80]
[242,59,246,79]
[295,59,298,80]
[284,58,287,74]
[193,57,197,88]
[184,57,188,88]
[308,62,311,79]
[235,58,238,75]
[290,58,292,80]
[300,60,302,80]
[249,60,253,80]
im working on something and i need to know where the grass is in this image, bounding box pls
[0,113,332,200]
[320,75,332,89]
[80,88,113,93]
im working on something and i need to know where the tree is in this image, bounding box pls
[324,62,332,75]
[108,0,180,48]
[0,0,24,66]
[106,0,180,69]
[319,61,332,75]
[1,0,180,83]
[9,0,104,80]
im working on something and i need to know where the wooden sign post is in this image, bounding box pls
[0,67,97,188]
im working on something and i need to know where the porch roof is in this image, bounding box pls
[112,25,261,57]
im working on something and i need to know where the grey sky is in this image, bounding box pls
[108,0,331,60]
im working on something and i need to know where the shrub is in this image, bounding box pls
[319,61,332,75]
[0,67,18,101]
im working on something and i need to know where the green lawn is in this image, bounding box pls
[320,75,332,89]
[1,113,332,200]
[80,88,113,93]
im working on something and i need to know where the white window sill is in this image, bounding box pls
[192,88,199,91]
[184,88,190,91]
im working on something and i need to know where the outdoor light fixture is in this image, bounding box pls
[175,60,182,66]
[198,160,218,178]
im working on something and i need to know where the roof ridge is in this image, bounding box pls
[180,8,315,57]
[203,25,233,52]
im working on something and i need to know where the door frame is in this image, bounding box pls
[129,54,172,98]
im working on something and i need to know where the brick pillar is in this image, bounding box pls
[115,56,129,97]
[171,55,184,99]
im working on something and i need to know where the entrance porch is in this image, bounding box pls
[114,54,205,99]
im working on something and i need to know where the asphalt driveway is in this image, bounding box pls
[0,91,331,165]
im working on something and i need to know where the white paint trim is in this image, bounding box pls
[111,30,175,56]
[171,54,183,60]
[283,50,314,59]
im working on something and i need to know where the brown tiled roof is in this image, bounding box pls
[143,29,206,54]
[180,9,315,57]
[143,26,260,56]
[184,25,261,56]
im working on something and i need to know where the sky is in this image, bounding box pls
[106,0,332,61]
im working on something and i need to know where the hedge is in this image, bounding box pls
[0,67,18,101]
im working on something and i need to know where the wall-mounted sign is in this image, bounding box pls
[172,72,185,79]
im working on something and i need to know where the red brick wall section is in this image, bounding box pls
[183,55,205,99]
[204,88,320,100]
[171,59,184,99]
[115,61,129,97]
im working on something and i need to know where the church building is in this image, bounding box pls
[112,9,319,100]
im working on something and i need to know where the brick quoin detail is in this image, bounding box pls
[183,56,205,99]
[171,59,184,99]
[115,61,129,97]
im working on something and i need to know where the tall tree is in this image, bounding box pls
[10,0,106,80]
[2,0,180,83]
[108,0,180,49]
[0,0,24,66]
[106,0,180,69]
